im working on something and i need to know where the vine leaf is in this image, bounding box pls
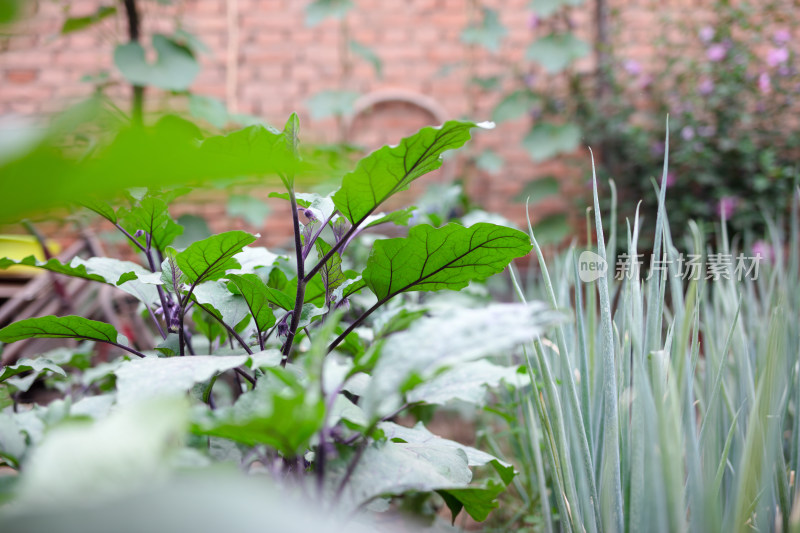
[363,222,532,301]
[114,34,199,91]
[332,121,492,226]
[81,197,117,223]
[0,316,121,345]
[314,239,345,305]
[0,256,159,306]
[173,230,257,286]
[226,274,278,334]
[119,196,183,251]
[525,33,589,73]
[115,355,249,406]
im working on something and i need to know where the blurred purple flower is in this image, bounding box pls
[752,240,775,262]
[681,126,695,141]
[773,29,791,45]
[707,44,727,62]
[623,59,641,75]
[651,141,665,156]
[660,171,676,187]
[639,74,653,90]
[779,65,791,77]
[699,125,716,137]
[699,26,715,43]
[767,47,789,67]
[698,78,714,95]
[528,14,539,30]
[758,72,772,94]
[716,196,740,219]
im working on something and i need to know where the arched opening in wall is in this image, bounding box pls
[345,89,457,219]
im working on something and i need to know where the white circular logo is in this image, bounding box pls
[578,251,607,282]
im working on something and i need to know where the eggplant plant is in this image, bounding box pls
[0,116,560,527]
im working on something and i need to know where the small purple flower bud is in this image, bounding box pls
[298,207,316,221]
[276,311,291,337]
[134,229,145,238]
[154,306,164,316]
[335,297,350,311]
[277,321,289,337]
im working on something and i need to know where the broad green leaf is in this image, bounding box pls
[475,149,504,174]
[0,412,26,466]
[120,196,183,251]
[226,274,278,333]
[439,481,505,523]
[0,116,302,225]
[192,307,226,344]
[172,214,212,249]
[1,473,385,532]
[114,34,199,91]
[380,422,508,468]
[363,207,416,228]
[314,240,345,302]
[305,0,353,26]
[188,94,228,128]
[13,398,188,507]
[61,5,116,34]
[522,121,581,161]
[529,0,586,17]
[192,281,252,330]
[460,7,507,53]
[0,358,67,393]
[530,212,571,245]
[362,303,562,417]
[331,438,472,511]
[230,246,280,275]
[0,316,121,345]
[349,40,383,78]
[363,223,532,301]
[407,360,527,406]
[115,356,248,406]
[226,195,271,228]
[81,197,117,223]
[492,90,540,123]
[174,230,257,285]
[306,90,359,120]
[192,368,324,457]
[376,307,428,338]
[514,175,561,202]
[0,0,22,24]
[333,121,490,225]
[526,33,590,73]
[268,191,335,221]
[197,124,298,179]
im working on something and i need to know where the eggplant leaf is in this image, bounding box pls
[119,196,183,251]
[0,316,121,345]
[332,121,491,226]
[173,231,257,286]
[226,274,278,333]
[363,223,532,301]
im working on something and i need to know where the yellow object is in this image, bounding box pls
[0,235,62,276]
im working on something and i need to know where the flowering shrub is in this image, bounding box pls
[571,1,800,244]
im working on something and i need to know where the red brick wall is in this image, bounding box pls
[0,0,741,247]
